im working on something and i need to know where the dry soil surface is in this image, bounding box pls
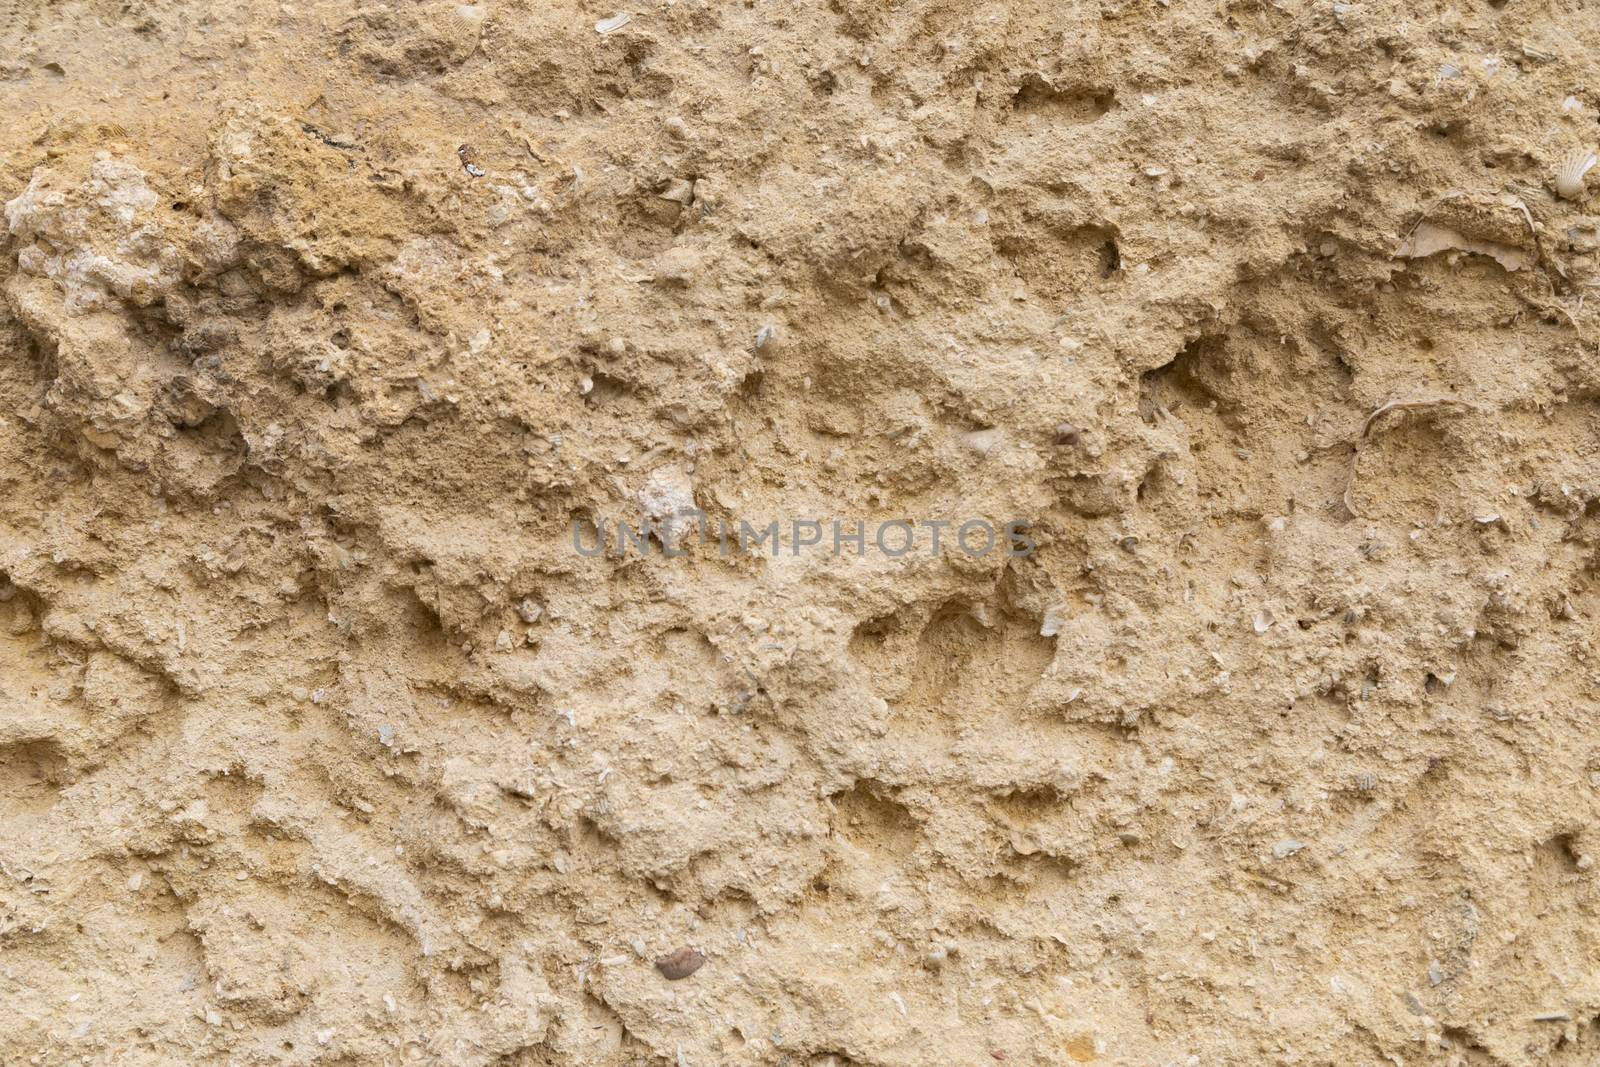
[3,1,1600,1065]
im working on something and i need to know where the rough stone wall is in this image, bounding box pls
[2,0,1600,1064]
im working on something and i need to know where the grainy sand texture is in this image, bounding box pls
[3,1,1600,1064]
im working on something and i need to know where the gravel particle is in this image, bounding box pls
[654,946,705,980]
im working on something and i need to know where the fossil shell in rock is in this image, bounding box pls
[1555,149,1596,201]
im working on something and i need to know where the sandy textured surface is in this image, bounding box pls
[3,1,1600,1064]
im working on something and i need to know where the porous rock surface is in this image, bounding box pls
[2,1,1600,1064]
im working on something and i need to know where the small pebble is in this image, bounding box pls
[654,947,705,980]
[962,428,1004,456]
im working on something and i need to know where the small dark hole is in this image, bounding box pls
[1099,239,1121,277]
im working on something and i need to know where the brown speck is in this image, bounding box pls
[1053,422,1080,446]
[654,947,705,980]
[457,144,478,163]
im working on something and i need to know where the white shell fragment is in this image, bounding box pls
[1395,222,1531,272]
[594,13,631,34]
[1039,604,1069,637]
[1554,150,1596,201]
[657,178,695,205]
